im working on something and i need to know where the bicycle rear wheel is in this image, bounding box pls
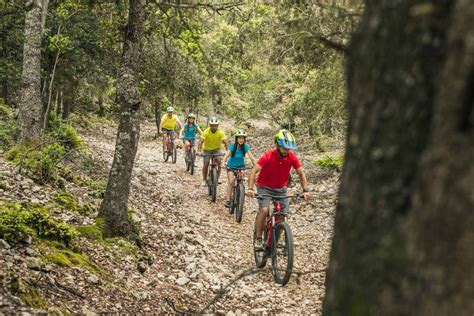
[271,221,294,286]
[253,222,268,268]
[211,168,218,202]
[235,183,245,223]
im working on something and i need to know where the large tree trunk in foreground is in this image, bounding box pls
[323,0,473,315]
[99,0,145,240]
[17,0,46,141]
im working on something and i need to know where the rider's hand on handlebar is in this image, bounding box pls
[246,189,255,198]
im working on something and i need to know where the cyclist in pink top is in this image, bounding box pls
[247,129,309,249]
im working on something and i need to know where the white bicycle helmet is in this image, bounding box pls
[166,106,174,113]
[209,116,219,125]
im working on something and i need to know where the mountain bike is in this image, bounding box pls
[163,131,177,163]
[227,167,251,223]
[253,194,303,286]
[200,152,225,202]
[183,139,196,175]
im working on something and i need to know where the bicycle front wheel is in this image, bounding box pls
[172,142,177,164]
[235,183,245,223]
[253,222,268,268]
[211,168,218,202]
[190,149,195,175]
[163,142,169,162]
[272,221,294,286]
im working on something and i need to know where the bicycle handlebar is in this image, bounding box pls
[254,194,304,200]
[197,153,225,157]
[227,166,253,171]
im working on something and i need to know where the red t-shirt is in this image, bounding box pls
[256,148,302,189]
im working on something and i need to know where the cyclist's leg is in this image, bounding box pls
[226,170,234,202]
[255,186,271,238]
[184,140,190,153]
[202,151,211,182]
[162,132,167,150]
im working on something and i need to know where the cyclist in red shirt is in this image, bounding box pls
[247,129,309,249]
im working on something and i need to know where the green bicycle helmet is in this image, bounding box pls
[234,129,247,137]
[275,129,297,150]
[209,116,219,125]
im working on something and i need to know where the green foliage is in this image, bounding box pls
[0,201,77,245]
[41,240,102,273]
[314,155,344,172]
[10,277,49,308]
[76,224,103,241]
[0,100,18,150]
[6,142,65,182]
[53,191,94,216]
[48,112,82,150]
[59,167,105,198]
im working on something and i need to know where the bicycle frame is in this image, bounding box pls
[164,131,175,152]
[265,201,286,249]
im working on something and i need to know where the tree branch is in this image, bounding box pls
[153,1,245,11]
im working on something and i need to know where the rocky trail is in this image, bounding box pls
[0,119,339,314]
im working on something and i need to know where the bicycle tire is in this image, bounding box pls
[164,147,169,162]
[172,142,177,163]
[253,223,268,268]
[235,183,245,223]
[190,149,195,175]
[272,221,294,286]
[211,168,218,202]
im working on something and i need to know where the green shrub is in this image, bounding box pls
[6,142,66,182]
[0,201,77,245]
[314,155,344,172]
[53,191,94,216]
[0,101,19,150]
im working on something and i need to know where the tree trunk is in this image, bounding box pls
[56,89,62,117]
[18,0,46,141]
[98,0,145,241]
[154,102,161,135]
[97,93,105,117]
[323,0,473,314]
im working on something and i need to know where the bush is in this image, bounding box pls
[314,155,344,172]
[0,101,19,150]
[53,191,94,215]
[6,142,65,182]
[48,112,82,150]
[0,201,77,245]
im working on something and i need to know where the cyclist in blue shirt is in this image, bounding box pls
[223,129,256,208]
[179,113,203,153]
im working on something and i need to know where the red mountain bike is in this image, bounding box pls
[227,167,251,223]
[183,139,196,175]
[163,131,177,164]
[253,194,303,286]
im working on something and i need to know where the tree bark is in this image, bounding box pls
[323,0,473,314]
[98,0,146,241]
[18,0,46,141]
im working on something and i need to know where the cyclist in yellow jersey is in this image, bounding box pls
[159,106,182,152]
[198,116,228,187]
